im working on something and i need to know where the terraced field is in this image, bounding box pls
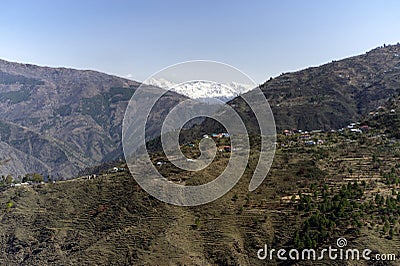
[0,121,399,265]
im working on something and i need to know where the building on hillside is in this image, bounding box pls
[300,134,311,140]
[223,146,231,152]
[305,140,316,146]
[350,128,362,133]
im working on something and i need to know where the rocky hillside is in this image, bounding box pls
[0,60,186,178]
[228,43,400,132]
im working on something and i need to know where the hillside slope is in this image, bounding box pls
[228,44,400,132]
[0,60,186,178]
[1,125,400,265]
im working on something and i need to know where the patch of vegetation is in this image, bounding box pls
[0,71,44,86]
[22,173,44,183]
[6,201,13,210]
[294,181,365,248]
[0,88,31,104]
[107,86,135,103]
[295,160,326,179]
[0,120,12,140]
[54,105,72,116]
[79,86,135,125]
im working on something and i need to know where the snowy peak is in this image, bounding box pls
[146,78,254,102]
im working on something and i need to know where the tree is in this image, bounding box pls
[23,173,44,183]
[32,173,44,182]
[5,175,13,185]
[389,227,394,239]
[383,221,390,234]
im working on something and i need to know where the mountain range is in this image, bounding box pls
[1,44,400,265]
[1,43,400,178]
[146,78,254,103]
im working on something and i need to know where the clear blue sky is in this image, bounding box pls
[1,0,399,83]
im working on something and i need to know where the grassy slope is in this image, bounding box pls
[0,124,399,265]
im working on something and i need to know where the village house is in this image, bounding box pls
[156,161,164,167]
[223,146,232,152]
[211,132,230,138]
[300,134,311,140]
[350,128,362,133]
[305,140,316,146]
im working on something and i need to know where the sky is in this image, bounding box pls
[1,0,400,83]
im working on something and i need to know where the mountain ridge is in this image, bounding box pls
[225,43,400,132]
[0,59,187,179]
[1,43,400,178]
[146,78,254,102]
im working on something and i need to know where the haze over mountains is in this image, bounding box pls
[1,43,400,178]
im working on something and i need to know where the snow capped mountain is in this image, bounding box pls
[146,78,254,103]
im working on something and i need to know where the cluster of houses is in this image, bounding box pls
[300,134,324,146]
[82,174,98,180]
[279,120,375,147]
[281,129,326,146]
[282,121,372,137]
[369,105,396,116]
[203,133,230,139]
[81,166,126,180]
[109,167,126,173]
[338,122,369,134]
[8,165,128,188]
[282,129,324,136]
[11,181,46,187]
[202,133,232,152]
